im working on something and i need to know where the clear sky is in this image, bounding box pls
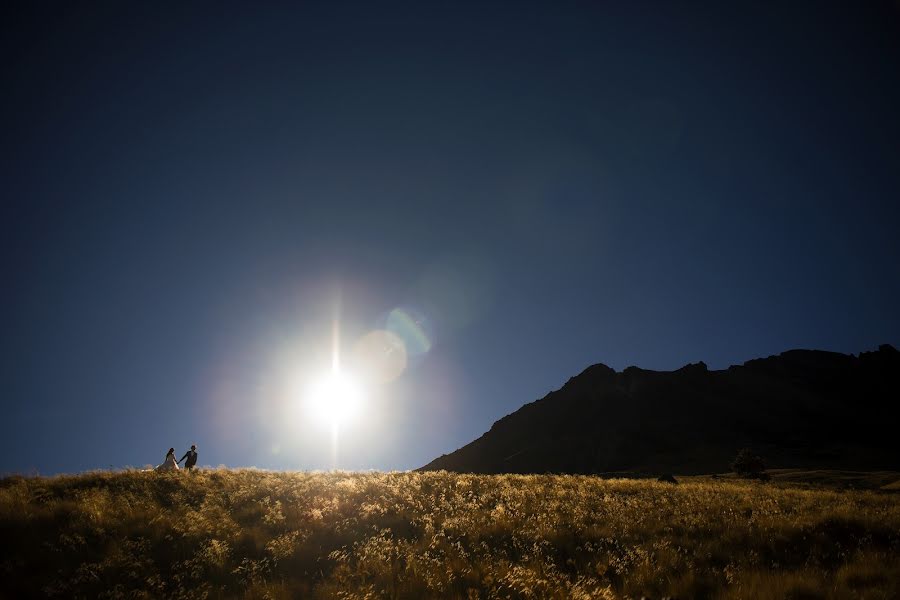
[3,2,899,474]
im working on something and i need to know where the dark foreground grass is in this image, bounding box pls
[1,469,899,599]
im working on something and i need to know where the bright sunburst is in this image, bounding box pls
[307,370,363,430]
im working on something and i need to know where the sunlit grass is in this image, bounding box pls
[1,470,898,598]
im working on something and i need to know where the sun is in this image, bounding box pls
[307,370,363,430]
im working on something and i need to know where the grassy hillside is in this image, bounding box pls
[1,470,899,599]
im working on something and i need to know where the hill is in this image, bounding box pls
[1,469,899,599]
[420,345,900,475]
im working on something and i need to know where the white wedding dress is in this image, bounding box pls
[156,454,180,471]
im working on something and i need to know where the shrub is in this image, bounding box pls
[731,448,769,479]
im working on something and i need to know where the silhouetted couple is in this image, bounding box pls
[179,445,198,470]
[155,445,198,472]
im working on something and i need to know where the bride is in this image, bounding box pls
[156,448,180,471]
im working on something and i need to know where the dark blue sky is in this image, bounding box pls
[3,2,899,474]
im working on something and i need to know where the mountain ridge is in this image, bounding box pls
[419,345,899,475]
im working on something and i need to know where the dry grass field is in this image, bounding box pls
[1,469,899,599]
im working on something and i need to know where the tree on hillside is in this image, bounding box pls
[731,448,769,479]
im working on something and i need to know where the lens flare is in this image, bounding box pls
[353,329,407,384]
[383,307,433,361]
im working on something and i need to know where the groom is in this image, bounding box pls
[178,445,198,471]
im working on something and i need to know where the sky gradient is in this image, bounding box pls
[3,1,899,474]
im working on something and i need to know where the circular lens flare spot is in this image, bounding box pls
[384,307,433,360]
[353,329,407,384]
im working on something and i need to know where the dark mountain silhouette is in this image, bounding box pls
[420,345,900,475]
